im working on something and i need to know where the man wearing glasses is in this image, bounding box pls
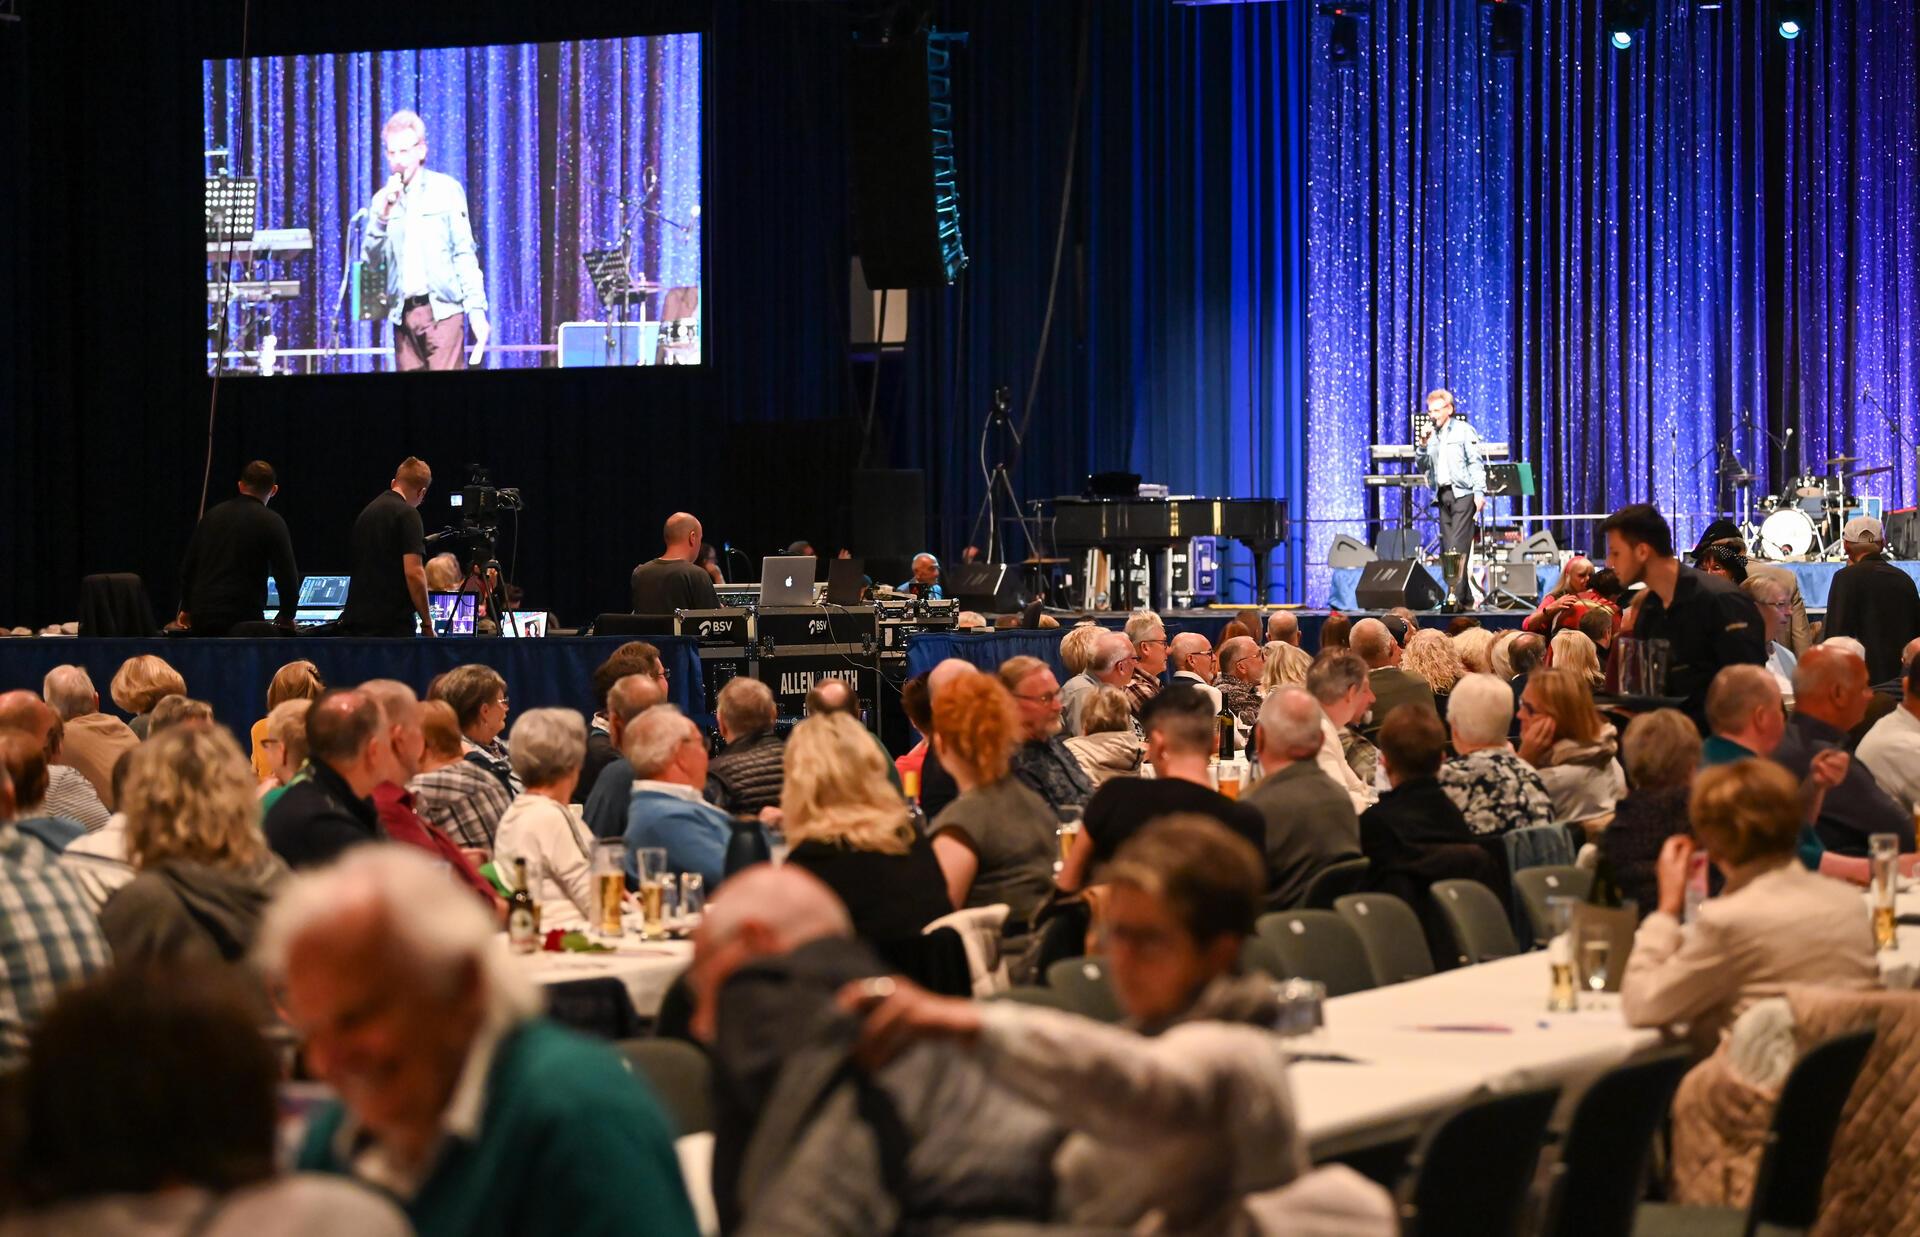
[364,110,490,371]
[996,656,1093,810]
[1166,634,1224,714]
[1060,631,1141,738]
[1123,612,1170,717]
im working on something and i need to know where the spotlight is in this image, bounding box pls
[1318,2,1370,68]
[1485,0,1526,58]
[1603,0,1647,51]
[1772,0,1807,39]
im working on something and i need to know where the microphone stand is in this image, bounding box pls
[1866,391,1916,509]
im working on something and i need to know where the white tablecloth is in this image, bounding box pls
[500,937,694,1019]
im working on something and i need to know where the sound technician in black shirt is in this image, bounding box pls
[172,460,300,635]
[630,511,721,613]
[340,457,435,637]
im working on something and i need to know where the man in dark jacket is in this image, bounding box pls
[692,865,1060,1235]
[1824,516,1920,687]
[263,689,387,869]
[173,460,300,635]
[706,677,787,817]
[1352,618,1436,743]
[1244,688,1361,908]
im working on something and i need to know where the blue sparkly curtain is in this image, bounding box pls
[1304,0,1920,599]
[201,37,702,370]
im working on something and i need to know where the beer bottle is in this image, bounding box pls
[508,856,540,953]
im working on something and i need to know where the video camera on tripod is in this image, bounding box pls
[438,465,523,561]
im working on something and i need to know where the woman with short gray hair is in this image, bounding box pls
[493,708,596,928]
[1436,673,1554,837]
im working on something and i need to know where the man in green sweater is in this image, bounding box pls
[257,844,698,1237]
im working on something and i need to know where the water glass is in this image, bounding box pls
[589,838,628,938]
[680,872,706,920]
[1579,922,1612,996]
[635,846,669,940]
[1274,978,1326,1038]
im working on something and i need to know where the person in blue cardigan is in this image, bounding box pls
[624,704,744,889]
[259,844,698,1237]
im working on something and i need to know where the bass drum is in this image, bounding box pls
[1757,508,1820,561]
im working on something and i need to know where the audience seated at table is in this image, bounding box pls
[255,698,312,811]
[495,708,596,930]
[1601,709,1701,916]
[578,641,664,805]
[926,670,1056,959]
[624,704,739,891]
[262,845,699,1236]
[1061,630,1139,738]
[1123,610,1169,716]
[0,965,412,1237]
[427,664,521,795]
[1304,650,1378,815]
[907,659,977,820]
[780,713,950,944]
[1064,685,1264,892]
[1548,628,1605,690]
[845,816,1325,1233]
[690,864,1057,1234]
[1358,704,1495,899]
[995,655,1095,811]
[1437,673,1554,837]
[108,654,187,741]
[1062,684,1144,786]
[262,690,388,870]
[581,673,666,840]
[705,677,787,817]
[1772,645,1915,858]
[407,700,514,851]
[1621,758,1878,1055]
[1401,629,1466,720]
[99,726,286,986]
[1211,635,1265,734]
[1245,687,1362,908]
[39,664,136,809]
[359,680,499,912]
[1855,654,1920,816]
[0,691,108,834]
[247,660,324,782]
[1516,668,1626,831]
[0,757,109,1068]
[1261,638,1313,695]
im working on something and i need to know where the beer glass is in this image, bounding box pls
[1870,833,1899,952]
[636,847,669,940]
[590,839,627,939]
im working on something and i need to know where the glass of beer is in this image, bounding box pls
[636,847,669,940]
[590,839,628,940]
[1054,807,1083,876]
[1870,833,1899,952]
[1218,760,1244,800]
[1545,897,1577,1012]
[1580,922,1612,997]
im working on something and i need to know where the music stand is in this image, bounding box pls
[204,176,258,245]
[583,247,652,369]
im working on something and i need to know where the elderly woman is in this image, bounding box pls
[928,673,1058,950]
[1517,668,1626,829]
[1064,685,1144,785]
[100,727,287,974]
[428,664,519,792]
[1744,571,1799,697]
[256,698,313,811]
[1622,759,1879,1054]
[493,708,596,929]
[250,660,324,782]
[1488,629,1518,680]
[1437,673,1553,836]
[109,655,187,740]
[408,700,515,851]
[1548,629,1605,689]
[784,713,950,943]
[1522,555,1600,634]
[1057,622,1105,680]
[1603,709,1701,916]
[1401,628,1466,715]
[425,551,463,592]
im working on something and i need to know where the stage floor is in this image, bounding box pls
[1325,559,1905,612]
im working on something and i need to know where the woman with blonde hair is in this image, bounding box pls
[1058,622,1105,678]
[1063,685,1144,785]
[100,726,287,972]
[109,655,187,739]
[1260,641,1312,694]
[249,660,325,781]
[1488,629,1518,680]
[929,673,1058,954]
[1402,628,1466,708]
[784,713,951,943]
[1547,629,1605,690]
[1516,667,1626,829]
[1451,626,1496,675]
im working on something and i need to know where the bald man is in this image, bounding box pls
[1772,646,1913,857]
[1265,611,1300,647]
[1168,633,1224,713]
[262,689,392,869]
[631,511,721,614]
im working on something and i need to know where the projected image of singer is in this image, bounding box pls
[363,110,489,371]
[1414,387,1485,602]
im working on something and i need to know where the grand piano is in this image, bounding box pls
[1052,496,1289,609]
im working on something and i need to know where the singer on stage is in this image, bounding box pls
[363,110,489,371]
[1415,387,1485,593]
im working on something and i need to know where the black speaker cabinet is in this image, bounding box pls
[947,562,1025,612]
[1355,560,1446,611]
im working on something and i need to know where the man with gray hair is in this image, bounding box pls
[1060,631,1139,737]
[1123,610,1169,716]
[1244,687,1361,908]
[707,676,786,816]
[584,672,667,840]
[1350,617,1435,743]
[1305,651,1378,814]
[1167,632,1225,712]
[263,689,389,870]
[691,865,1056,1233]
[40,665,135,808]
[624,704,740,888]
[1212,635,1265,733]
[1436,674,1552,836]
[266,845,697,1235]
[361,679,499,910]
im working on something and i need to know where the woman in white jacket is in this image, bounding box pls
[493,708,596,929]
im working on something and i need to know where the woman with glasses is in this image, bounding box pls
[1516,668,1626,831]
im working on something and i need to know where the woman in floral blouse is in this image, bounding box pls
[1437,673,1554,836]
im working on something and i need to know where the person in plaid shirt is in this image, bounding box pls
[1124,612,1169,717]
[406,701,513,851]
[0,761,110,1065]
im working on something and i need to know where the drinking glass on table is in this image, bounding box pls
[1579,921,1612,998]
[589,838,628,939]
[1545,896,1578,1013]
[1870,833,1900,952]
[1054,807,1084,875]
[635,847,670,941]
[680,872,706,921]
[1217,760,1245,801]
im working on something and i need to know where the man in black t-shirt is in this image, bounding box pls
[340,457,435,637]
[630,511,721,614]
[1065,684,1264,890]
[173,459,300,635]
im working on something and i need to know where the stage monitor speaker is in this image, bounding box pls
[947,562,1025,612]
[1374,528,1422,560]
[1355,560,1446,612]
[1327,533,1377,570]
[1486,561,1539,602]
[846,23,966,289]
[1518,530,1562,562]
[1887,508,1920,561]
[850,469,926,562]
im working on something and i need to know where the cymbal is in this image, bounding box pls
[1848,465,1892,478]
[1824,454,1859,466]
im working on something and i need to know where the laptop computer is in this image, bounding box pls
[759,556,817,607]
[265,574,352,626]
[499,610,548,638]
[826,557,868,606]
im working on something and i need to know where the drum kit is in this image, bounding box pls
[1748,455,1890,561]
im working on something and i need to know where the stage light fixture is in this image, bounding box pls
[1485,0,1526,58]
[1602,0,1647,51]
[1317,2,1370,68]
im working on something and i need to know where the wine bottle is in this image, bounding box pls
[508,856,540,953]
[1587,843,1624,909]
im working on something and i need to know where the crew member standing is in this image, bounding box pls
[630,512,721,614]
[363,110,489,371]
[172,460,300,635]
[1414,388,1485,603]
[340,458,435,638]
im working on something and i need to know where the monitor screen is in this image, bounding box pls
[423,591,478,636]
[499,611,549,638]
[203,33,703,375]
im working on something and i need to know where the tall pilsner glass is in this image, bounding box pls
[590,839,628,939]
